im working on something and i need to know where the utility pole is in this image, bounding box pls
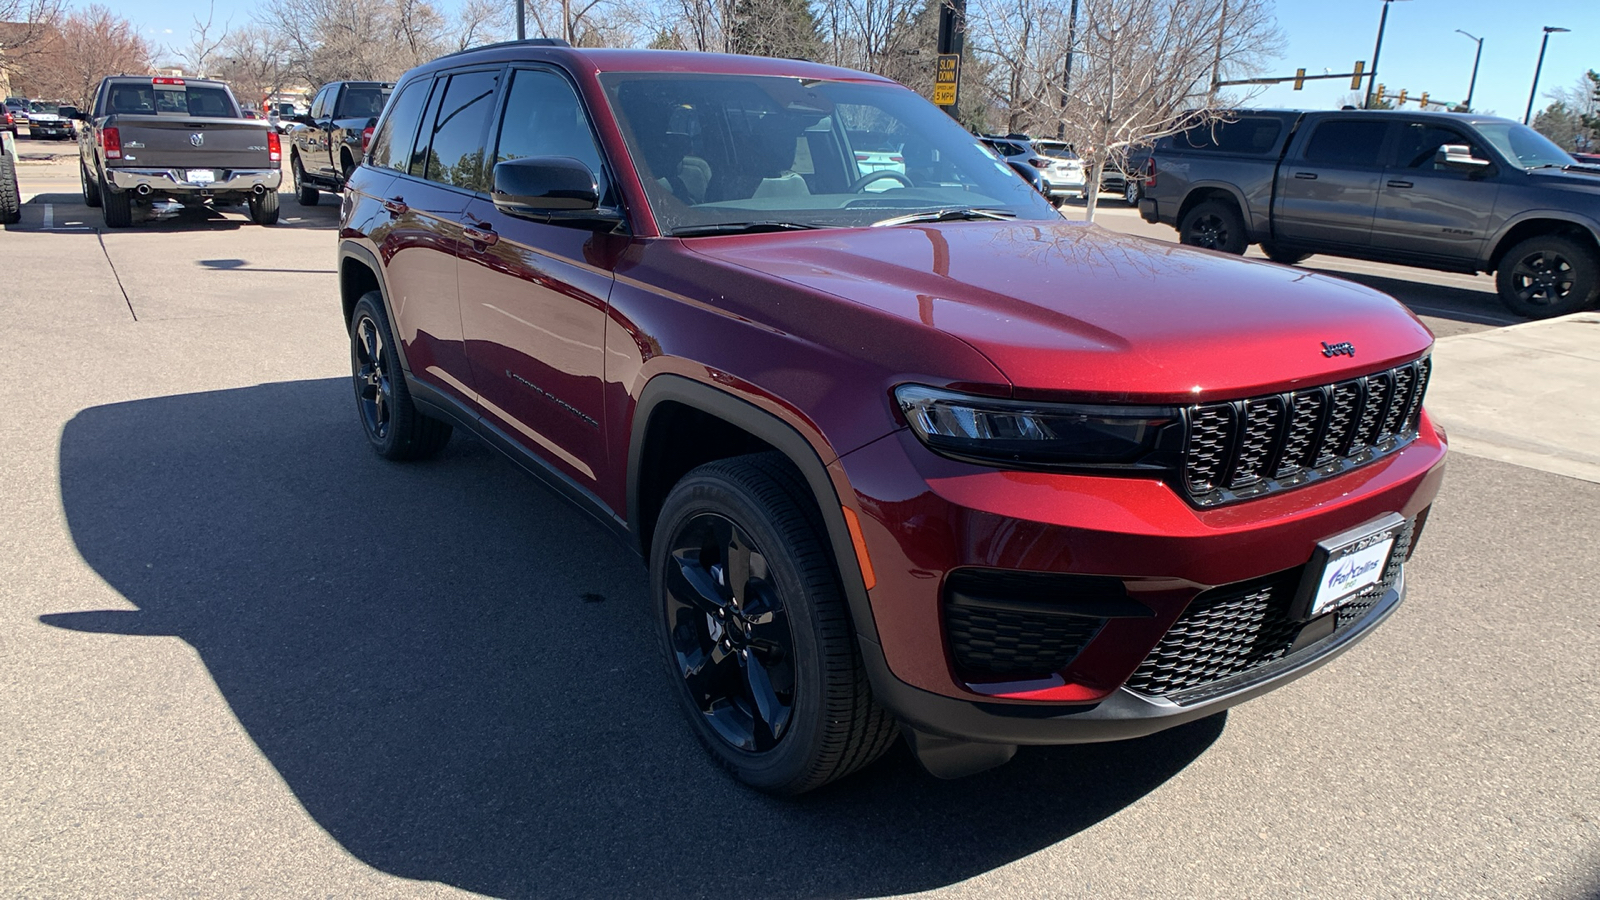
[1524,25,1570,125]
[516,0,525,40]
[1209,0,1229,103]
[934,0,967,120]
[1365,0,1409,109]
[1455,30,1482,111]
[1057,0,1078,139]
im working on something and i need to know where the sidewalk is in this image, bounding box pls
[1425,310,1600,484]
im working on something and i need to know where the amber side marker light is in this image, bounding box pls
[841,506,877,591]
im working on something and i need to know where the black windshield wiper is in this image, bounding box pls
[870,208,1016,227]
[671,221,825,237]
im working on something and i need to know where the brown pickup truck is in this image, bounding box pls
[74,76,283,227]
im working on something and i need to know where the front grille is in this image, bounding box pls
[1182,357,1431,506]
[1125,521,1411,701]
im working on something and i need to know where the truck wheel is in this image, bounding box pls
[1124,180,1140,207]
[248,188,280,225]
[1496,235,1600,319]
[100,173,132,228]
[1260,242,1310,266]
[0,151,19,225]
[349,292,452,460]
[652,453,898,795]
[292,155,318,206]
[1180,200,1247,254]
[81,160,101,208]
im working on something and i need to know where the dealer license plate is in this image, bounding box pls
[187,169,216,184]
[1295,513,1406,619]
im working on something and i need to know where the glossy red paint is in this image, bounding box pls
[337,45,1447,746]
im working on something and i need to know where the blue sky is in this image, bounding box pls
[114,0,1599,120]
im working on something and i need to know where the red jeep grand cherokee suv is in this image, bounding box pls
[336,42,1446,794]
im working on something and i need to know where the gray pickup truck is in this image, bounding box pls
[1141,109,1600,318]
[75,76,283,228]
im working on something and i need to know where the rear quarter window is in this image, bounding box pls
[1302,120,1389,167]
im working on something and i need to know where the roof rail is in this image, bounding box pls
[433,37,572,62]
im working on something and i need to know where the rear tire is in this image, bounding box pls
[0,151,20,225]
[1259,241,1311,266]
[1496,234,1600,319]
[81,160,101,207]
[652,453,898,795]
[292,154,318,206]
[349,292,452,460]
[1179,199,1248,254]
[248,188,280,225]
[1124,180,1140,207]
[100,173,132,228]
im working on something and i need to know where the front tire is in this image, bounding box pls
[1260,241,1311,266]
[1496,235,1599,319]
[652,454,897,795]
[1179,199,1247,254]
[292,154,318,206]
[349,292,452,459]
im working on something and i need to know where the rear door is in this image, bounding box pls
[1371,119,1501,263]
[1273,117,1394,248]
[457,65,617,492]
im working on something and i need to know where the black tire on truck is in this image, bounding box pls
[248,188,280,225]
[651,453,899,795]
[81,159,101,207]
[0,149,20,225]
[1495,234,1600,319]
[292,154,318,206]
[1179,199,1248,255]
[100,172,131,228]
[1260,241,1311,266]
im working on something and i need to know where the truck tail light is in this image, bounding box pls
[267,130,281,162]
[1144,156,1156,188]
[101,126,122,160]
[152,77,185,85]
[361,126,374,153]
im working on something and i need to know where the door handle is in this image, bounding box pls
[1293,172,1318,180]
[463,223,499,247]
[1386,179,1414,188]
[383,197,408,215]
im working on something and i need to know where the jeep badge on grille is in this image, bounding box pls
[1321,341,1355,358]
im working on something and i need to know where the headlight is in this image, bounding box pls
[895,384,1178,467]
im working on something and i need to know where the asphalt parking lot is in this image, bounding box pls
[3,153,1597,898]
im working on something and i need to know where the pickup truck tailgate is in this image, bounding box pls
[107,116,273,170]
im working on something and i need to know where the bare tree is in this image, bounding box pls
[179,1,231,77]
[29,5,152,109]
[263,0,505,86]
[0,0,67,93]
[212,25,293,111]
[977,0,1280,220]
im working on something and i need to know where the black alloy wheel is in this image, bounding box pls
[652,454,898,794]
[664,512,797,753]
[1496,235,1599,319]
[348,292,451,459]
[1179,199,1247,254]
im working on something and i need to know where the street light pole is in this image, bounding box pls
[516,0,525,40]
[1524,25,1570,125]
[1364,0,1410,109]
[1455,29,1482,111]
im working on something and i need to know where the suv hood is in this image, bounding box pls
[684,221,1433,401]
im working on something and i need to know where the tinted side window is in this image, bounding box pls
[492,69,607,192]
[367,78,430,172]
[1171,118,1283,154]
[421,70,500,192]
[309,86,330,119]
[1393,122,1485,170]
[1303,120,1388,166]
[337,87,390,119]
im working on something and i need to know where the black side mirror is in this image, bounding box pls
[59,106,81,121]
[493,156,623,228]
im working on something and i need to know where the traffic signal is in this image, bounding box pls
[1375,84,1386,104]
[1351,61,1365,90]
[1397,89,1408,105]
[1294,68,1306,90]
[1419,92,1429,108]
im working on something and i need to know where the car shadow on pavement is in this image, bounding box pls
[48,378,1221,899]
[9,191,339,232]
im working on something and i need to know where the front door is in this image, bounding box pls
[1372,120,1501,263]
[458,66,616,493]
[1273,118,1393,249]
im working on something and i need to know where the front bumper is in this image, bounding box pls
[105,167,283,195]
[837,416,1446,743]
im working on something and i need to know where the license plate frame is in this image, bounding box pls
[1292,513,1406,621]
[187,169,216,185]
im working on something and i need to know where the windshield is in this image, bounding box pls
[599,74,1056,234]
[28,101,58,114]
[1474,122,1576,169]
[1032,141,1078,160]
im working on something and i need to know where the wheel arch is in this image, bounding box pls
[628,374,880,644]
[337,243,412,373]
[1486,216,1600,273]
[1176,184,1251,235]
